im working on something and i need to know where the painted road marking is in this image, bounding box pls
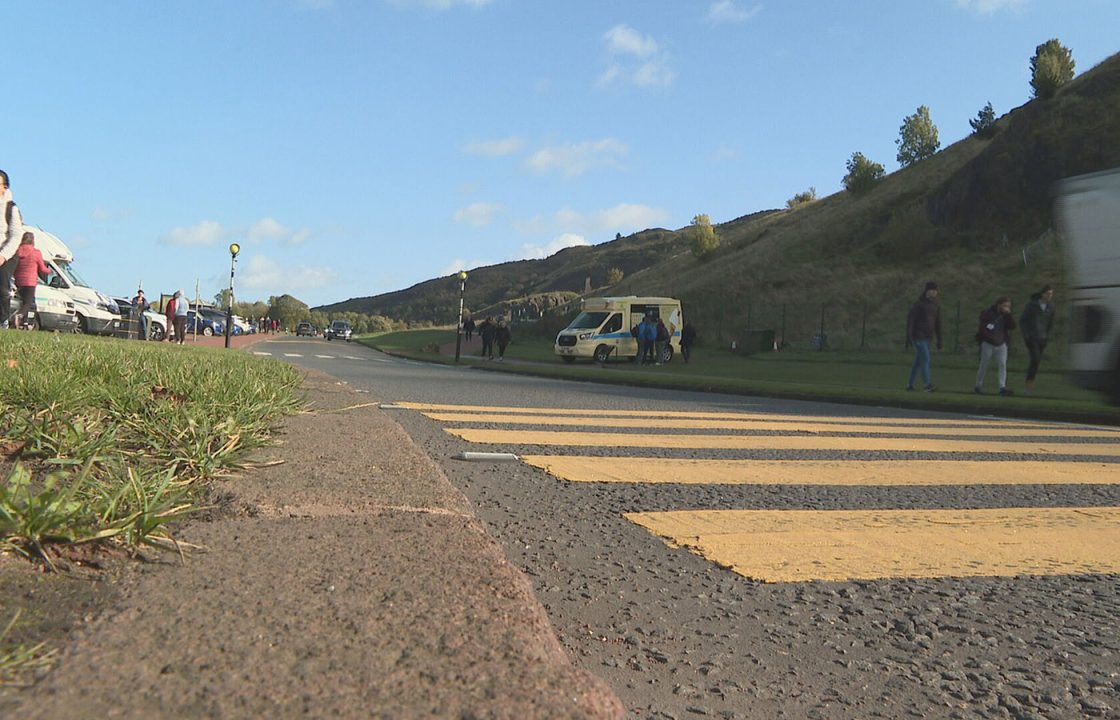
[315,354,335,359]
[283,353,303,357]
[445,428,1120,457]
[423,412,1119,439]
[624,507,1120,583]
[521,456,1120,486]
[400,402,1101,431]
[252,351,272,356]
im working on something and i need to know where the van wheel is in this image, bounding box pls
[660,345,674,364]
[149,324,165,341]
[75,316,88,334]
[594,345,613,364]
[561,355,576,364]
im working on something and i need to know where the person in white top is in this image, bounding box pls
[0,169,26,329]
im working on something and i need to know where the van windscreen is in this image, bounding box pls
[567,311,610,330]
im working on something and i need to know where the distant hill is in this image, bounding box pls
[319,52,1120,350]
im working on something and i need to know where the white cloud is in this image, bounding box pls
[161,220,224,246]
[453,202,504,227]
[241,255,336,291]
[553,203,670,236]
[604,24,659,57]
[525,138,629,177]
[463,136,525,157]
[245,217,310,245]
[440,258,495,275]
[599,25,676,88]
[388,0,493,10]
[705,1,763,24]
[955,0,1025,13]
[513,233,590,261]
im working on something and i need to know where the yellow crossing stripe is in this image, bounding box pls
[445,428,1120,457]
[624,507,1120,582]
[423,412,1119,439]
[520,456,1120,486]
[398,402,1095,430]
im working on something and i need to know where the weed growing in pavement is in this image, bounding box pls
[0,332,302,563]
[0,610,54,685]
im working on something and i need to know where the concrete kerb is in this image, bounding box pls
[16,367,623,719]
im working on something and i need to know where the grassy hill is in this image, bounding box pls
[319,52,1120,351]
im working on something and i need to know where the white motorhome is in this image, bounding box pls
[23,225,122,336]
[554,296,682,364]
[1054,167,1120,401]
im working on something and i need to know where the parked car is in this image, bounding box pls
[186,309,224,337]
[193,306,242,335]
[326,320,353,342]
[232,315,254,334]
[296,321,314,337]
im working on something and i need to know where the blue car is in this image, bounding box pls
[186,310,224,337]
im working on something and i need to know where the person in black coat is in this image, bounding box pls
[680,323,697,363]
[479,317,496,359]
[1020,284,1055,392]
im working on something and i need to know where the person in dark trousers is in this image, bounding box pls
[463,316,475,342]
[637,313,657,365]
[906,281,942,392]
[13,232,48,329]
[655,318,669,365]
[680,322,697,363]
[0,169,25,329]
[974,295,1017,395]
[1020,284,1055,393]
[132,288,151,340]
[479,316,496,359]
[495,319,511,362]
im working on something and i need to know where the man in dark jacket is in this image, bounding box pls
[1020,284,1055,392]
[906,281,942,391]
[479,317,496,360]
[974,296,1017,395]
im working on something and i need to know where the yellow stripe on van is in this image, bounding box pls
[445,428,1120,457]
[520,456,1120,486]
[624,507,1120,582]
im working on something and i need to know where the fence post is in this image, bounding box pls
[780,304,786,351]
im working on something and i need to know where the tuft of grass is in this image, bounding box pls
[0,610,54,685]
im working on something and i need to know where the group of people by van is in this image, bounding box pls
[463,315,512,361]
[905,280,1056,395]
[0,168,50,330]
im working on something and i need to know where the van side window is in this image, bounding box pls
[602,313,622,333]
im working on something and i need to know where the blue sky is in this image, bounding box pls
[4,0,1118,308]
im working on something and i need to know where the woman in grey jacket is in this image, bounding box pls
[1020,284,1055,392]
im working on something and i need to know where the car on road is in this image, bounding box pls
[296,321,314,337]
[326,320,353,342]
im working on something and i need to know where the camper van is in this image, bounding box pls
[1055,167,1120,401]
[554,296,682,364]
[23,225,122,336]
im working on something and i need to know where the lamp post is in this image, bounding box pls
[454,270,468,362]
[225,242,240,349]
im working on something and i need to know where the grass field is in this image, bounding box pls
[365,328,1120,424]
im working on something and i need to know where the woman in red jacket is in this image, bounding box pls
[12,231,49,329]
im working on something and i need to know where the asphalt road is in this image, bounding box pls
[260,336,1120,720]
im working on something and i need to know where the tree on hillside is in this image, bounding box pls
[687,214,720,261]
[1030,38,1075,99]
[842,152,885,195]
[268,294,311,331]
[786,187,817,209]
[606,267,625,285]
[896,105,940,167]
[969,101,998,138]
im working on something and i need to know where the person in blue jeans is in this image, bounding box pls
[906,281,942,391]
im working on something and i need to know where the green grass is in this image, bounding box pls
[0,332,303,563]
[363,328,1120,424]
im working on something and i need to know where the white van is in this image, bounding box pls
[554,296,683,364]
[1055,167,1120,400]
[23,225,122,336]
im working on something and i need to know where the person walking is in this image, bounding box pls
[173,290,188,345]
[495,319,512,362]
[974,295,1017,395]
[906,281,942,391]
[680,322,697,363]
[0,169,25,329]
[12,232,48,329]
[132,288,151,340]
[463,316,475,343]
[164,294,177,341]
[479,317,496,359]
[1020,284,1055,393]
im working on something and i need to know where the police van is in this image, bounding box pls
[554,296,683,364]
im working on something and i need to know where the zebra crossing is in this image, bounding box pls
[398,401,1120,583]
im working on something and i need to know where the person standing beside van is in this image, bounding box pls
[1020,284,1055,393]
[173,290,188,345]
[974,295,1016,396]
[13,232,48,329]
[0,169,25,329]
[905,281,942,392]
[655,318,669,365]
[680,322,697,363]
[638,314,657,365]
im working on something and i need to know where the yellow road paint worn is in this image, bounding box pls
[624,507,1120,582]
[398,402,1094,430]
[446,428,1120,457]
[520,456,1120,486]
[423,412,1119,439]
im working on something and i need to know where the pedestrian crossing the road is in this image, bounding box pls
[397,401,1120,583]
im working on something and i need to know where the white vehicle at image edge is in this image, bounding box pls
[7,282,79,332]
[23,225,121,336]
[1055,166,1120,402]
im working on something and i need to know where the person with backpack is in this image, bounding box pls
[974,295,1017,396]
[654,318,670,365]
[0,169,26,329]
[12,232,49,329]
[1020,284,1056,393]
[638,313,657,365]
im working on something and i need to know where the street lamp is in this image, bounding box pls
[454,270,468,362]
[225,242,240,349]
